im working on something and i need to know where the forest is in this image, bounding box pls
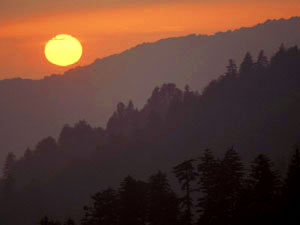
[38,147,300,225]
[1,45,300,224]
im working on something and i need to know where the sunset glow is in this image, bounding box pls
[0,0,299,78]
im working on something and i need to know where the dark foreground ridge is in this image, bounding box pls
[39,148,300,225]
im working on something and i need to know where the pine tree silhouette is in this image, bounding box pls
[218,148,244,225]
[254,50,269,73]
[196,149,219,225]
[148,171,179,225]
[246,154,281,225]
[239,52,254,75]
[284,147,300,223]
[119,176,148,225]
[1,152,16,197]
[174,159,197,225]
[249,154,279,201]
[225,59,238,78]
[82,188,119,225]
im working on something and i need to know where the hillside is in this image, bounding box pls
[1,45,300,224]
[1,17,300,167]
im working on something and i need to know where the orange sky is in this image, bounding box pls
[0,0,299,79]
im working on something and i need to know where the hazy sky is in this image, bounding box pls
[0,0,299,79]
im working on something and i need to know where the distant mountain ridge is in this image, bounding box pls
[1,17,300,166]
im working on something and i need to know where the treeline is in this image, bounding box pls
[39,148,300,225]
[1,45,300,224]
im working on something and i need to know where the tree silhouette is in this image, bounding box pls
[284,147,300,223]
[197,149,219,225]
[254,50,269,73]
[239,52,254,75]
[217,148,244,225]
[1,152,16,196]
[248,154,279,201]
[225,59,238,78]
[82,188,119,225]
[23,148,33,159]
[119,176,148,225]
[3,152,16,179]
[148,171,179,225]
[174,159,197,225]
[270,44,286,68]
[245,154,281,225]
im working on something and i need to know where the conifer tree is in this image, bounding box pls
[239,52,254,75]
[285,148,300,203]
[284,148,300,222]
[148,171,179,225]
[245,154,282,225]
[82,188,119,225]
[3,152,16,179]
[23,148,33,159]
[174,159,197,225]
[248,154,279,201]
[1,152,16,196]
[119,176,148,225]
[225,59,238,78]
[254,50,269,73]
[218,148,244,224]
[197,149,219,224]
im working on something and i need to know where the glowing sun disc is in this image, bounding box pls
[45,34,82,66]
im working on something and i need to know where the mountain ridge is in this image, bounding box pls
[0,16,300,167]
[2,17,299,83]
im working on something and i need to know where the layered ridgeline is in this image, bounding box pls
[1,17,300,166]
[1,45,300,224]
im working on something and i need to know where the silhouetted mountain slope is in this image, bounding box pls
[1,45,300,225]
[1,17,300,167]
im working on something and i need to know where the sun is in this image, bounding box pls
[45,34,82,67]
